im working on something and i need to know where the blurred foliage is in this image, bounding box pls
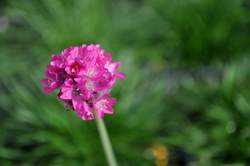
[0,0,250,165]
[148,0,250,65]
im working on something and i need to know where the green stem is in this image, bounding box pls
[96,117,118,166]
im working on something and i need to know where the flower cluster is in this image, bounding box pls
[41,44,126,121]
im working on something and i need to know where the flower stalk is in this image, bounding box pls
[96,117,118,166]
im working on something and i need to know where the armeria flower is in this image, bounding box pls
[41,44,126,121]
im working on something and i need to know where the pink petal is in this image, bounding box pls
[116,72,126,80]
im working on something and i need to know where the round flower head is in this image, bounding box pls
[41,44,126,121]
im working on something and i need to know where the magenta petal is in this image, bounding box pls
[41,78,59,94]
[93,71,114,91]
[65,61,84,76]
[64,65,72,75]
[72,100,82,112]
[41,64,66,94]
[116,72,126,80]
[59,87,72,100]
[70,47,79,58]
[77,68,87,76]
[64,78,74,86]
[50,55,65,68]
[41,79,54,94]
[74,77,93,98]
[94,94,116,117]
[58,79,74,100]
[82,111,95,121]
[74,101,94,120]
[107,62,120,73]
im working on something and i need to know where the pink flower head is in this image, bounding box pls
[41,44,126,121]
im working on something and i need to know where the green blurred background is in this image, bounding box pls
[0,0,250,165]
